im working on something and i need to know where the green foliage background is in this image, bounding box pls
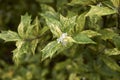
[0,0,120,80]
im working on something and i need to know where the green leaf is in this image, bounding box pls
[87,15,103,31]
[13,49,22,65]
[81,30,101,38]
[36,0,54,3]
[0,30,20,42]
[17,14,41,40]
[16,40,31,54]
[32,17,40,35]
[69,73,79,80]
[73,33,95,44]
[113,36,120,50]
[69,0,95,6]
[99,28,117,40]
[76,12,87,32]
[13,40,30,65]
[105,48,120,56]
[60,15,76,34]
[13,39,38,64]
[102,0,115,9]
[88,73,100,80]
[41,41,62,60]
[41,12,63,37]
[41,11,59,22]
[54,59,71,70]
[40,4,55,12]
[86,6,117,16]
[18,13,32,38]
[111,0,120,8]
[45,16,62,37]
[30,39,39,55]
[56,0,68,10]
[39,26,49,36]
[41,11,62,37]
[102,55,120,72]
[46,18,62,37]
[26,17,40,39]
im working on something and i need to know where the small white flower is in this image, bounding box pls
[97,2,102,7]
[57,33,68,45]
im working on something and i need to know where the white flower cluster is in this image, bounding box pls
[57,33,67,45]
[97,2,102,7]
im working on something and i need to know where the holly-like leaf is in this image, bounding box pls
[56,0,68,10]
[69,0,95,6]
[99,28,117,40]
[102,0,115,9]
[13,40,30,65]
[13,39,38,64]
[105,48,120,56]
[13,49,22,65]
[102,55,120,72]
[39,26,49,36]
[76,12,87,32]
[0,30,20,42]
[81,30,101,38]
[36,0,54,3]
[41,11,59,22]
[88,73,100,80]
[69,73,79,80]
[111,0,120,8]
[41,11,62,37]
[18,13,32,38]
[41,41,61,60]
[9,14,40,64]
[40,4,55,12]
[60,15,76,34]
[87,15,103,31]
[30,39,39,55]
[73,33,95,44]
[45,16,62,37]
[26,17,40,39]
[86,6,117,16]
[113,36,120,50]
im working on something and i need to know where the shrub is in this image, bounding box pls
[0,0,120,80]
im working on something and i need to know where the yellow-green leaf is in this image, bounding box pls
[111,0,120,8]
[69,0,95,6]
[99,28,118,40]
[105,48,120,56]
[46,18,62,37]
[26,17,40,39]
[113,35,120,50]
[81,30,101,38]
[76,12,87,32]
[60,15,76,34]
[86,6,117,16]
[18,13,32,38]
[102,55,120,72]
[41,41,61,60]
[30,39,39,55]
[73,33,96,44]
[0,30,20,42]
